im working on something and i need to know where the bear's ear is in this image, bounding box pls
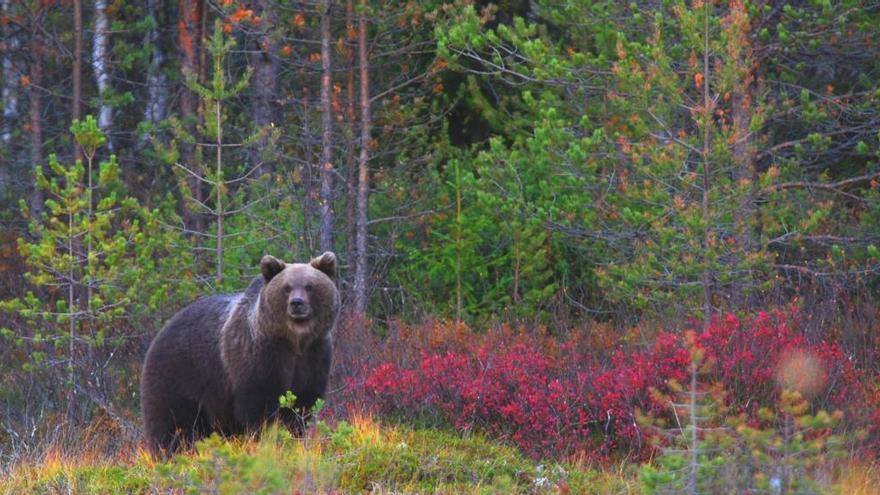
[310,251,336,279]
[260,255,286,282]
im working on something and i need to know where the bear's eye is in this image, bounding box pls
[282,284,292,293]
[305,283,314,292]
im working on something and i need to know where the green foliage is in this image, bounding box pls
[393,156,510,321]
[1,116,195,399]
[431,0,880,322]
[393,48,607,323]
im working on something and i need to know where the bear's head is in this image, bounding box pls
[257,252,339,350]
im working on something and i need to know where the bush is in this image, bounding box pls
[355,308,870,461]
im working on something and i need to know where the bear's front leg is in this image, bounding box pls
[232,387,281,432]
[276,401,308,436]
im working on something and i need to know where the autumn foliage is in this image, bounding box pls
[344,308,872,461]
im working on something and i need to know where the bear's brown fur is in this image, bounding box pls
[140,252,339,455]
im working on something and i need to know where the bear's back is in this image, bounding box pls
[141,293,243,409]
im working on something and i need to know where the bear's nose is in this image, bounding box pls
[290,297,305,308]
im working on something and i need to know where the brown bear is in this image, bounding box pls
[140,252,338,455]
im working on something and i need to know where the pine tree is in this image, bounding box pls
[157,19,280,292]
[1,116,194,418]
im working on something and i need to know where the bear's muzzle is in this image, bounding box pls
[288,296,311,321]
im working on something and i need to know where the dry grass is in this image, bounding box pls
[835,462,880,495]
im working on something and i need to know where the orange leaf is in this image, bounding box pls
[229,8,253,23]
[694,72,704,89]
[293,13,306,30]
[281,45,293,57]
[19,75,30,87]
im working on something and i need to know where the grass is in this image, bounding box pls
[0,414,641,494]
[4,413,875,494]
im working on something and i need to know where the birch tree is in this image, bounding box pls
[142,0,168,139]
[92,0,113,150]
[0,0,21,198]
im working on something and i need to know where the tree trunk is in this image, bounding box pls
[214,97,224,290]
[319,0,335,253]
[178,0,204,232]
[142,0,168,143]
[730,81,760,308]
[71,0,83,161]
[1,0,20,200]
[249,0,278,176]
[28,7,45,218]
[700,3,712,328]
[92,0,112,150]
[729,3,759,308]
[353,0,370,319]
[1,0,20,145]
[345,0,357,265]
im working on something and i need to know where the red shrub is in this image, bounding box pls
[350,309,871,460]
[696,310,865,414]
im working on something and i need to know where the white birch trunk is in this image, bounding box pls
[143,0,168,133]
[92,0,112,148]
[1,0,20,144]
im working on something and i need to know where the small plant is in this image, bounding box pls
[279,390,325,431]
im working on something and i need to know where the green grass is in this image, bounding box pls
[0,415,640,494]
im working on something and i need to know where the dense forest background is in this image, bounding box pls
[1,0,880,491]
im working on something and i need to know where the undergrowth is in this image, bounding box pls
[0,415,639,494]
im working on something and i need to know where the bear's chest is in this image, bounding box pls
[254,339,316,387]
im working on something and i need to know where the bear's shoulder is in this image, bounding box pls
[243,276,264,298]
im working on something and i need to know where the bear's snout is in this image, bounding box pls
[288,291,311,320]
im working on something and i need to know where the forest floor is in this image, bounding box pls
[0,414,641,494]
